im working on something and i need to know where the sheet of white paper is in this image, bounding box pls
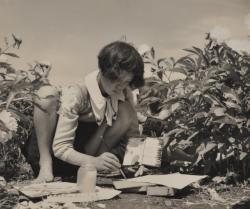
[126,173,207,189]
[16,182,79,198]
[17,182,121,203]
[46,186,121,203]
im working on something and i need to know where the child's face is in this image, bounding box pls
[100,71,133,95]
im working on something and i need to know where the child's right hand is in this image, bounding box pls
[93,152,121,172]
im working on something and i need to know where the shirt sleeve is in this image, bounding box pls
[52,84,85,161]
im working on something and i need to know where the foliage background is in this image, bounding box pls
[0,35,50,180]
[0,32,250,182]
[137,33,250,181]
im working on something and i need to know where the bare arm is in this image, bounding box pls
[52,113,120,171]
[52,85,120,171]
[83,121,108,155]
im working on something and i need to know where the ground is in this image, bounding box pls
[87,187,250,209]
[8,180,250,209]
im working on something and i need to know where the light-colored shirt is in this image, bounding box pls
[52,70,134,161]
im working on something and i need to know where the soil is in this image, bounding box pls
[7,182,250,209]
[86,186,250,209]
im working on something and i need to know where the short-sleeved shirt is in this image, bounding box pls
[52,70,135,161]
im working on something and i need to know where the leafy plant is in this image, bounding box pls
[0,35,51,179]
[138,34,250,179]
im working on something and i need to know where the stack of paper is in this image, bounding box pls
[113,173,207,190]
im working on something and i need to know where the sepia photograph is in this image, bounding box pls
[0,0,250,208]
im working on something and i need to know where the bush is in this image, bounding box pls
[138,34,250,179]
[0,35,51,179]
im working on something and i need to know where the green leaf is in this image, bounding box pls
[0,62,10,68]
[4,37,9,47]
[157,58,169,68]
[221,87,240,104]
[192,46,204,55]
[157,71,163,80]
[224,101,241,110]
[2,53,19,58]
[6,91,17,110]
[193,112,208,119]
[240,152,247,161]
[0,62,16,73]
[0,73,5,79]
[203,94,224,107]
[177,139,193,150]
[164,128,185,137]
[192,46,209,67]
[186,131,199,141]
[0,120,10,132]
[143,61,153,64]
[196,56,202,70]
[12,34,22,49]
[213,115,237,125]
[150,47,155,59]
[7,106,31,123]
[228,137,235,143]
[170,57,175,65]
[175,55,192,66]
[183,48,198,55]
[194,142,217,165]
[139,97,160,106]
[168,67,187,75]
[212,107,226,116]
[216,149,234,161]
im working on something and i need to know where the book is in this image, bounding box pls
[123,137,163,167]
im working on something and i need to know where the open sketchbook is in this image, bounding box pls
[123,137,163,167]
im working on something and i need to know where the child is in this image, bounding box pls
[24,41,144,182]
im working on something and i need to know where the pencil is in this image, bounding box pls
[120,168,127,179]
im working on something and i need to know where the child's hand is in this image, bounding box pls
[94,152,121,172]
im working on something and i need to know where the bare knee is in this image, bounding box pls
[35,85,59,113]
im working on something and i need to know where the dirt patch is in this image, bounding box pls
[8,183,250,209]
[87,187,250,209]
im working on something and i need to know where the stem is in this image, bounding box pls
[0,45,12,56]
[167,69,173,82]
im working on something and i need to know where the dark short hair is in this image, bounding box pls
[98,41,144,88]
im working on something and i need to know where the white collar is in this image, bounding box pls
[84,70,125,125]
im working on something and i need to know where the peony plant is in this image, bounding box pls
[137,33,250,180]
[0,35,51,179]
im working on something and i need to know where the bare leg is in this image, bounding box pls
[97,101,138,155]
[33,86,59,183]
[83,101,138,157]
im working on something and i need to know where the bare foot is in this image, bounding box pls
[32,166,54,183]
